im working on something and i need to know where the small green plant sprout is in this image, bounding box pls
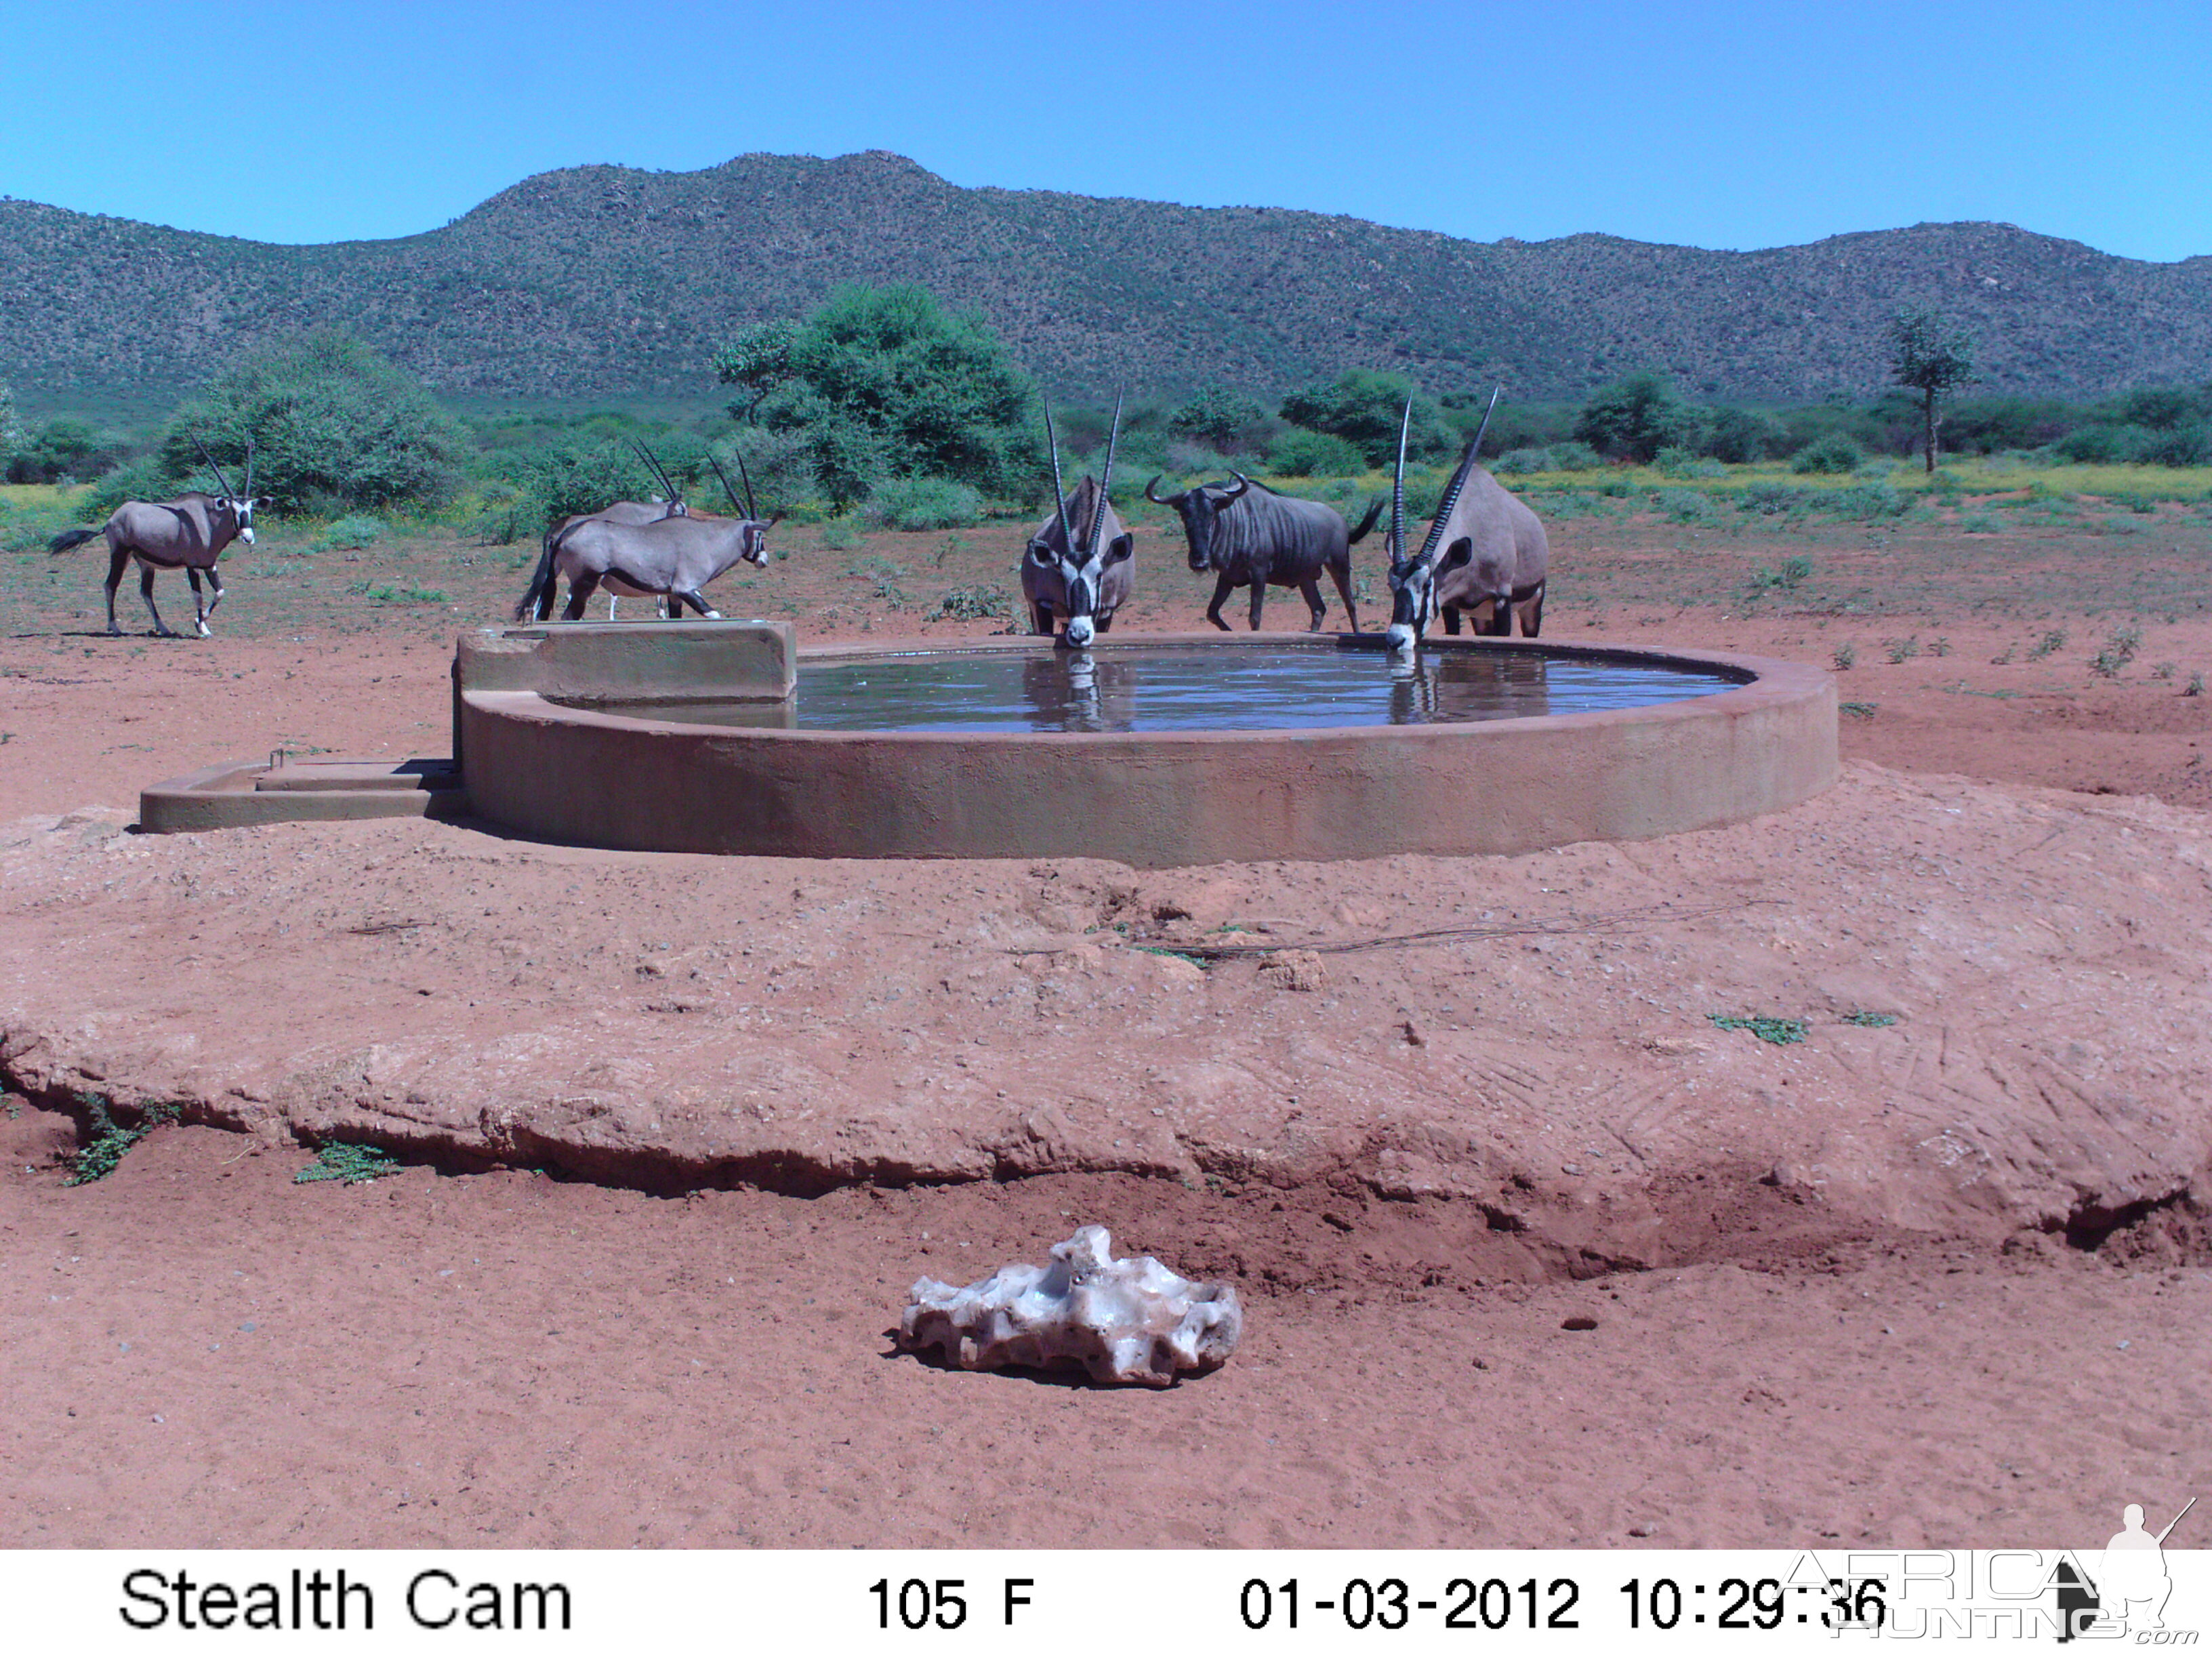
[1929,637,1951,657]
[2027,628,2068,660]
[1831,642,1857,672]
[1990,642,2015,665]
[1839,1010,1898,1028]
[932,584,1010,621]
[64,1097,180,1186]
[2185,672,2205,698]
[295,1143,401,1185]
[2089,625,2142,678]
[1709,1014,1808,1046]
[1885,636,1921,663]
[1838,700,1879,718]
[2151,661,2176,680]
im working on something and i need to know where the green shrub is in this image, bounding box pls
[745,283,1036,506]
[1169,387,1267,449]
[1654,447,1724,479]
[933,584,1012,621]
[1737,480,1811,516]
[1266,427,1367,478]
[2090,626,2142,678]
[1654,487,1715,523]
[1790,433,1864,474]
[1822,481,1908,519]
[1702,405,1789,464]
[163,329,468,511]
[864,476,983,531]
[1574,371,1694,463]
[1279,370,1456,466]
[295,1143,401,1185]
[316,514,385,550]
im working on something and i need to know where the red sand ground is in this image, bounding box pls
[3,509,2209,1549]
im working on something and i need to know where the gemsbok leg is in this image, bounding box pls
[675,590,719,619]
[561,570,602,621]
[1441,607,1462,635]
[137,560,177,638]
[184,568,215,637]
[102,544,131,636]
[1032,601,1057,636]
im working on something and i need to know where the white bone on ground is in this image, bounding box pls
[899,1225,1242,1387]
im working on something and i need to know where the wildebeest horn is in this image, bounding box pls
[1143,474,1179,507]
[190,432,238,500]
[1042,402,1072,552]
[1416,385,1500,564]
[735,451,760,522]
[708,452,745,516]
[1219,471,1252,502]
[1389,398,1410,569]
[1088,393,1124,556]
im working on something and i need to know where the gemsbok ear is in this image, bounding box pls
[1025,541,1053,566]
[1440,537,1475,572]
[1103,533,1134,567]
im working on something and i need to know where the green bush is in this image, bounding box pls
[0,382,20,453]
[745,283,1036,506]
[1169,387,1267,449]
[510,438,665,526]
[1702,405,1788,464]
[710,428,817,514]
[863,476,983,531]
[316,514,385,550]
[1574,371,1694,463]
[163,329,468,511]
[1266,426,1368,478]
[1279,370,1456,466]
[1736,480,1813,515]
[7,417,129,485]
[933,584,1012,621]
[1822,480,1908,518]
[1654,447,1724,478]
[1790,434,1864,474]
[1654,487,1716,523]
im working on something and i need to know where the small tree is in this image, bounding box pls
[727,283,1036,508]
[164,329,468,510]
[1888,310,1976,474]
[712,320,797,424]
[1168,386,1266,450]
[1574,371,1692,463]
[1279,370,1454,466]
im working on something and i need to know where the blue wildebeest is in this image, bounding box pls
[1021,398,1130,649]
[1144,472,1382,632]
[1382,388,1549,652]
[48,438,269,637]
[516,441,689,622]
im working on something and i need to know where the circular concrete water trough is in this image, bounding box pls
[454,630,1836,867]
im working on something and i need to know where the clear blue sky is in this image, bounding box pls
[5,0,2206,261]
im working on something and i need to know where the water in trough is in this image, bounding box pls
[552,642,1744,735]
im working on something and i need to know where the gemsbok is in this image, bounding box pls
[48,437,270,638]
[1021,398,1131,649]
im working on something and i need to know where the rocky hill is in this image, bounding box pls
[3,150,2207,407]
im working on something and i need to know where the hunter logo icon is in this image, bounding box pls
[2057,1496,2194,1640]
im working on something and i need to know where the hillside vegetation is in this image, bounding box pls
[4,151,2209,410]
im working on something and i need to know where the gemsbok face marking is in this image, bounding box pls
[1021,396,1132,649]
[47,436,270,638]
[1384,388,1549,652]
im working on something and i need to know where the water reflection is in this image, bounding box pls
[552,643,1732,735]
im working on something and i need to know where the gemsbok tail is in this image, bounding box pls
[1345,498,1385,545]
[514,531,558,622]
[48,527,101,554]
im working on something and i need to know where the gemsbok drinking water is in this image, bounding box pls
[48,438,270,638]
[1021,398,1131,649]
[1383,388,1549,652]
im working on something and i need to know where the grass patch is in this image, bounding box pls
[933,584,1011,621]
[1709,1014,1807,1046]
[2089,626,2142,678]
[348,581,449,605]
[1838,700,1879,718]
[1840,1010,1898,1027]
[1831,643,1856,671]
[2027,628,2068,661]
[294,1143,402,1185]
[64,1097,181,1185]
[1885,636,1921,663]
